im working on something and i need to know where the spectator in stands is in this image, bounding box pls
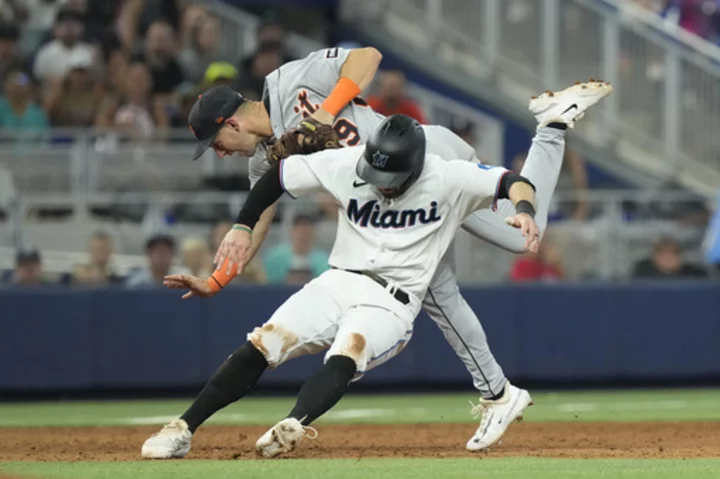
[12,249,45,287]
[180,237,213,277]
[126,234,182,287]
[263,214,329,285]
[633,237,709,280]
[180,4,208,47]
[0,65,49,130]
[236,42,283,101]
[0,23,20,93]
[368,70,427,124]
[238,13,294,78]
[179,14,222,84]
[72,231,123,285]
[211,220,266,284]
[662,0,720,45]
[203,61,238,88]
[43,48,102,127]
[137,20,185,96]
[138,0,183,41]
[703,193,720,276]
[510,235,565,283]
[95,61,169,137]
[33,8,95,84]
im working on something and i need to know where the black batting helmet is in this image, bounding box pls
[356,114,426,198]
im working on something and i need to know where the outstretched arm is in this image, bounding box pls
[311,47,382,125]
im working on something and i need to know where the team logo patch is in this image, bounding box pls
[372,151,389,168]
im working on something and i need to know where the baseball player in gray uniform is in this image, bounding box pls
[142,114,541,459]
[177,46,612,451]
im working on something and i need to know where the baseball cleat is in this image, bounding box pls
[255,417,318,458]
[141,418,192,459]
[529,79,613,128]
[466,382,533,452]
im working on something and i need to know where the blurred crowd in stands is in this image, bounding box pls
[635,0,720,46]
[0,0,717,288]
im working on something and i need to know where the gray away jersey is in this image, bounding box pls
[248,47,477,188]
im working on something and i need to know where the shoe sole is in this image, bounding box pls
[529,80,613,120]
[141,445,190,459]
[466,391,534,452]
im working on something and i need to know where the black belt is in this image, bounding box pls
[331,267,410,306]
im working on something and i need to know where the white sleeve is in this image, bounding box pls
[445,161,510,218]
[279,148,352,199]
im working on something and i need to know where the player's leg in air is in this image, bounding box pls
[141,274,413,459]
[422,80,612,452]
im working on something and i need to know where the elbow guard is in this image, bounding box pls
[497,173,535,199]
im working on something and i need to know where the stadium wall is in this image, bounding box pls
[1,283,719,393]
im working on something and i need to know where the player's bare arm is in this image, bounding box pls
[504,180,540,253]
[310,47,382,125]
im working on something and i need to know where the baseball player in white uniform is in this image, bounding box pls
[165,46,611,452]
[141,114,540,459]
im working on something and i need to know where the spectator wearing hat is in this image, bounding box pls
[43,48,103,127]
[126,234,185,287]
[33,8,96,84]
[203,61,238,88]
[178,14,222,84]
[12,249,45,287]
[0,65,48,131]
[0,23,22,95]
[263,214,329,285]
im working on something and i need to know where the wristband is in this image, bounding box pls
[321,77,361,117]
[232,224,253,234]
[206,258,239,293]
[515,200,536,218]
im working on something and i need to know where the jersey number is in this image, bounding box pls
[334,118,360,146]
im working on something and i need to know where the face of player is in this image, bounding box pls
[212,117,263,158]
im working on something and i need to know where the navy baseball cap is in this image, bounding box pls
[188,86,245,160]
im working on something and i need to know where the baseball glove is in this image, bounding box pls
[267,118,340,163]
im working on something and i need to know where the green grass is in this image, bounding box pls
[3,458,720,479]
[1,388,720,428]
[3,389,720,478]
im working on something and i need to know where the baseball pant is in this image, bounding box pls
[248,268,420,380]
[423,126,565,397]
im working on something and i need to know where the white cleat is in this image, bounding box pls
[529,79,613,129]
[255,417,318,458]
[466,382,533,452]
[141,418,193,459]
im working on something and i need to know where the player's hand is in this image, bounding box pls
[505,213,540,254]
[164,274,215,300]
[214,225,253,275]
[310,108,335,125]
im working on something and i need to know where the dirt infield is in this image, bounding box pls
[1,422,720,461]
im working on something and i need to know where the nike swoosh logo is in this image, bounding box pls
[353,180,368,187]
[562,104,578,115]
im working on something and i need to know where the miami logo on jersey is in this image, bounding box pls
[347,199,441,229]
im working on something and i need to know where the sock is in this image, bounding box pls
[287,355,357,425]
[181,342,267,433]
[485,385,506,401]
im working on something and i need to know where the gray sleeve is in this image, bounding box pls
[248,148,272,189]
[423,125,478,163]
[276,47,352,97]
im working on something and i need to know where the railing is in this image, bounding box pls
[0,190,713,283]
[340,0,720,195]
